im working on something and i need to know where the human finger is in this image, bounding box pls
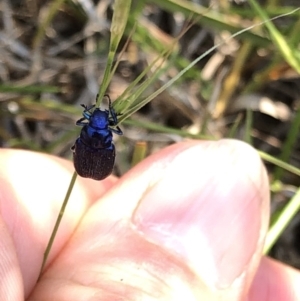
[0,149,117,299]
[248,256,300,301]
[31,139,269,301]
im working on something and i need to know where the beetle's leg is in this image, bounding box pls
[76,117,89,126]
[107,96,119,126]
[82,111,92,120]
[81,104,95,112]
[104,94,110,102]
[104,94,122,133]
[79,103,94,122]
[110,126,123,135]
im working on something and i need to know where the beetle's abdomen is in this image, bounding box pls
[73,139,115,180]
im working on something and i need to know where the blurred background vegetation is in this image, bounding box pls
[0,0,300,270]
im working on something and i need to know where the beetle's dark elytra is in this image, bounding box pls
[71,95,123,181]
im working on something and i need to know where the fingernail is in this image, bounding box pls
[133,140,269,289]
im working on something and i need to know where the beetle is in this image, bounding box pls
[71,95,123,180]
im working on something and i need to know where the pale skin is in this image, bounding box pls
[0,140,299,300]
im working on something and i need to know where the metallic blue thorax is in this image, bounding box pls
[81,109,113,149]
[84,109,109,129]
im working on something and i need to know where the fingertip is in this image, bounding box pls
[132,139,269,292]
[81,139,269,293]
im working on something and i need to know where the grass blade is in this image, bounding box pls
[96,0,132,107]
[248,0,300,73]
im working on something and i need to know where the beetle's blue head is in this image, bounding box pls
[89,109,109,129]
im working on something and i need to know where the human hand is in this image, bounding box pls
[0,140,299,300]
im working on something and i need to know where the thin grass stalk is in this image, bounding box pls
[274,107,300,181]
[38,172,77,280]
[264,187,300,254]
[248,0,300,73]
[96,0,132,107]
